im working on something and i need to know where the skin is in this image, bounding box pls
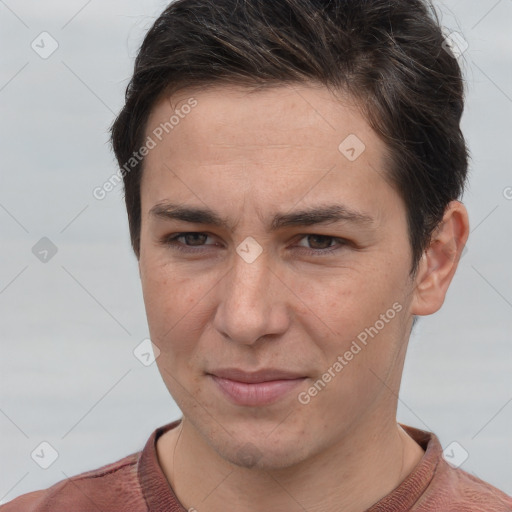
[137,83,469,512]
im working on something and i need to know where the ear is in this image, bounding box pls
[410,200,469,316]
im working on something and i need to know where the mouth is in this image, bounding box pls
[207,368,307,406]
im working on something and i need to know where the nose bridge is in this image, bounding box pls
[233,253,268,300]
[214,247,285,344]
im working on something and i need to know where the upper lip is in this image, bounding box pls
[209,368,306,383]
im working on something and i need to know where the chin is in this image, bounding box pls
[207,424,314,471]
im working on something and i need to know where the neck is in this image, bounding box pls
[156,415,425,512]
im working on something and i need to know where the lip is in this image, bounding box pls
[208,368,307,406]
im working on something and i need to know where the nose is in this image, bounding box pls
[213,247,289,346]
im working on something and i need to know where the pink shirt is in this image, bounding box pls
[2,421,511,511]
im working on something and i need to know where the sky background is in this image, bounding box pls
[1,0,511,504]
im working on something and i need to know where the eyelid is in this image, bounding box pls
[163,232,218,247]
[161,231,350,255]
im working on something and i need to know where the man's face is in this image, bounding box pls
[139,84,419,469]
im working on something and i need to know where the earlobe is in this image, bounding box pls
[411,201,470,316]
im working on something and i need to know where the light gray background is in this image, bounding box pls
[1,0,511,504]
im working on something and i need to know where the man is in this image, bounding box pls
[3,0,511,510]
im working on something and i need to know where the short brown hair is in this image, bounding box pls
[111,0,469,275]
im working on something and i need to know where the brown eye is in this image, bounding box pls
[294,234,349,256]
[304,235,336,250]
[161,232,218,253]
[179,233,209,246]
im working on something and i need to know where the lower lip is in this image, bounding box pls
[210,375,306,406]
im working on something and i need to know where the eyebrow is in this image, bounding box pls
[149,202,375,231]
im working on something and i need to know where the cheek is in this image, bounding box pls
[140,262,212,351]
[305,276,411,395]
[305,304,410,419]
[289,265,402,339]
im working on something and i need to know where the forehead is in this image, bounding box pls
[140,83,399,224]
[145,83,379,154]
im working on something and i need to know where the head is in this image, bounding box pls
[111,0,469,469]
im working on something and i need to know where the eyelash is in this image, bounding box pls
[161,232,349,256]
